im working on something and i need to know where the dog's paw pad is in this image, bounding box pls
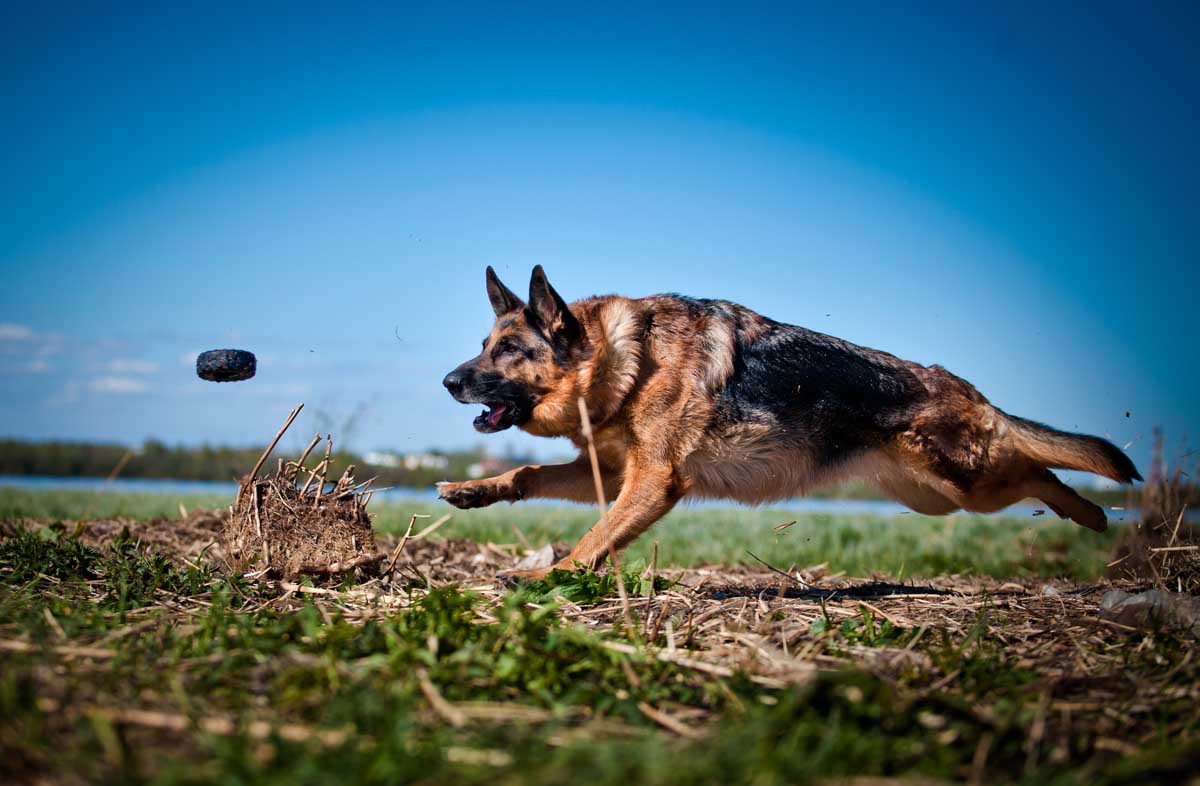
[437,483,496,509]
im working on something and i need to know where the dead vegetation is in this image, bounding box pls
[3,514,1199,785]
[1108,432,1199,593]
[223,405,379,578]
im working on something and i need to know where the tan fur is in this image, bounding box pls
[697,316,736,392]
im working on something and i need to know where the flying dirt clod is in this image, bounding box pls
[196,348,257,382]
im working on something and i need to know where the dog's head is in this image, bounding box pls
[442,266,583,433]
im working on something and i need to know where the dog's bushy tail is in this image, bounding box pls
[1008,415,1142,483]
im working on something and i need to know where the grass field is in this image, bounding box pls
[2,487,1196,785]
[0,487,1122,580]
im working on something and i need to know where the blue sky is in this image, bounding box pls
[0,3,1196,472]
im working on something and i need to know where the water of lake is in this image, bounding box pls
[0,474,1150,523]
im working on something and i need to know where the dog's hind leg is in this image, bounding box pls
[935,465,1108,533]
[874,474,960,515]
[1025,469,1108,532]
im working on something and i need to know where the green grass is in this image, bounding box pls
[2,526,1195,785]
[0,486,1121,580]
[0,487,232,521]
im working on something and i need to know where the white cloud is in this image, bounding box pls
[180,350,200,367]
[0,324,64,363]
[0,323,34,341]
[88,376,148,394]
[102,358,159,375]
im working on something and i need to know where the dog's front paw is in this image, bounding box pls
[497,566,552,585]
[436,480,507,509]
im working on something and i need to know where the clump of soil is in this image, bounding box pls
[223,405,380,579]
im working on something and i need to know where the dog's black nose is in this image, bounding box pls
[442,370,466,395]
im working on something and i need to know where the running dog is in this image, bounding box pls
[438,266,1140,580]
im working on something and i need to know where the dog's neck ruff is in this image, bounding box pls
[575,299,645,427]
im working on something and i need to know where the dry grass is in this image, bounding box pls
[3,509,1199,784]
[1108,433,1200,593]
[28,516,1200,731]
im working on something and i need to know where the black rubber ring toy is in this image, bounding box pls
[196,349,257,382]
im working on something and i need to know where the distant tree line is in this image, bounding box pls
[0,439,524,489]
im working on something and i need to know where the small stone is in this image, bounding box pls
[513,543,556,571]
[1099,589,1131,611]
[1100,589,1200,637]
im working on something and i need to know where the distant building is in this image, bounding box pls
[479,455,506,474]
[404,453,450,471]
[466,456,507,479]
[364,451,449,471]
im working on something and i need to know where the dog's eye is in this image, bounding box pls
[494,340,524,359]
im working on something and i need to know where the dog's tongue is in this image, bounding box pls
[487,404,508,426]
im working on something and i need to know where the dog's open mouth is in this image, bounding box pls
[473,403,517,433]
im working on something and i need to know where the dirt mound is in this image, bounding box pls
[225,467,378,578]
[221,405,381,579]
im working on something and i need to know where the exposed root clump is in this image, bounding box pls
[223,404,381,579]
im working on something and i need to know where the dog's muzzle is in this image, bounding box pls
[442,366,523,433]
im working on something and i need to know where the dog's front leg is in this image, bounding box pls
[503,460,684,580]
[437,458,623,509]
[436,475,518,509]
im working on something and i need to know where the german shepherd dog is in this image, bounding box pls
[439,267,1140,581]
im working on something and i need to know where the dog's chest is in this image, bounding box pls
[587,426,630,470]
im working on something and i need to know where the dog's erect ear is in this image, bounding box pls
[486,266,524,316]
[527,265,581,348]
